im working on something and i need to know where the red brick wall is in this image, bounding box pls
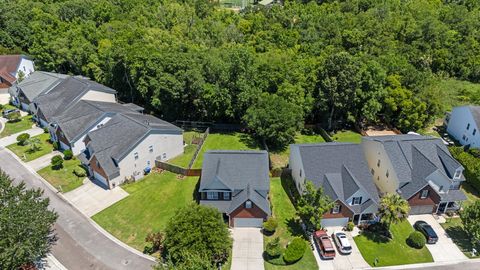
[323,200,354,219]
[408,185,440,207]
[229,202,268,227]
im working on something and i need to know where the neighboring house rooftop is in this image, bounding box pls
[33,76,117,122]
[0,55,24,87]
[467,106,480,129]
[292,143,380,213]
[9,71,68,102]
[199,150,271,215]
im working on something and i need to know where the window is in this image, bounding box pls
[377,159,381,167]
[246,200,252,209]
[300,169,302,178]
[439,185,444,192]
[147,161,151,166]
[23,66,26,71]
[352,197,362,205]
[371,168,375,175]
[207,192,218,200]
[420,189,429,199]
[332,204,341,214]
[96,160,100,168]
[386,170,389,178]
[149,145,153,153]
[462,134,466,140]
[223,192,230,200]
[467,123,470,130]
[162,153,167,159]
[134,152,139,160]
[454,169,462,179]
[474,129,477,136]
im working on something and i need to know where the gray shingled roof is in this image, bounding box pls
[292,143,380,214]
[87,113,182,178]
[33,76,117,122]
[468,106,480,130]
[12,71,68,102]
[199,150,270,215]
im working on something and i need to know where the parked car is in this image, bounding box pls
[414,220,438,244]
[332,231,352,254]
[2,108,19,118]
[314,230,336,259]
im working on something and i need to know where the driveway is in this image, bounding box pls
[64,179,129,217]
[231,228,264,270]
[407,214,467,262]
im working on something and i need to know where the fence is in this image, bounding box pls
[174,120,245,133]
[155,160,202,176]
[188,127,210,169]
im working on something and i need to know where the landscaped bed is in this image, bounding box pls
[166,130,203,168]
[38,158,86,193]
[441,217,479,259]
[7,133,53,161]
[92,171,198,251]
[0,115,34,138]
[264,177,318,270]
[354,220,433,267]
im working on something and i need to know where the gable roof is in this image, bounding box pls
[12,71,68,102]
[0,55,23,85]
[292,143,380,213]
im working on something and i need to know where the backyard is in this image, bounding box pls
[0,114,34,138]
[270,132,326,169]
[354,220,433,266]
[441,218,479,259]
[264,177,318,270]
[6,133,53,161]
[332,130,362,143]
[92,171,198,251]
[37,158,86,193]
[166,130,203,168]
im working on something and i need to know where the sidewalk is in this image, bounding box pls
[27,150,63,171]
[0,126,44,147]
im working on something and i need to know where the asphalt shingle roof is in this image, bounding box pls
[468,106,480,130]
[12,71,68,102]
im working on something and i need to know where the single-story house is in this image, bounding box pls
[289,143,380,228]
[363,135,467,215]
[199,150,271,228]
[8,71,68,111]
[50,100,144,155]
[80,113,183,189]
[446,106,480,149]
[0,55,34,89]
[32,76,117,127]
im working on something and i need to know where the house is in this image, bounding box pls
[8,71,68,111]
[80,113,183,189]
[0,55,34,89]
[199,150,271,227]
[445,106,480,149]
[50,100,144,155]
[362,135,467,215]
[289,143,380,227]
[32,76,117,127]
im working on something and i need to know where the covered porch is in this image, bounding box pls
[353,212,378,225]
[436,201,462,214]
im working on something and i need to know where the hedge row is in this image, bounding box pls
[449,147,480,192]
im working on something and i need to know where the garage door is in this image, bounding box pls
[321,218,349,228]
[233,218,263,228]
[93,171,109,189]
[410,205,434,215]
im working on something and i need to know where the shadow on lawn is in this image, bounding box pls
[361,231,389,244]
[444,225,473,252]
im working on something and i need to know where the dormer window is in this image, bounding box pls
[352,197,362,205]
[223,192,230,200]
[246,200,252,209]
[454,169,462,179]
[207,192,218,200]
[420,189,429,199]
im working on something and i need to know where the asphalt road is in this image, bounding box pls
[0,149,155,270]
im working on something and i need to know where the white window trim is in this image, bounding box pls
[420,189,429,199]
[352,197,362,205]
[223,192,230,200]
[207,192,218,200]
[332,204,341,214]
[245,200,252,209]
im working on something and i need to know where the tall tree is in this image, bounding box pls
[460,200,480,251]
[378,193,410,232]
[296,181,334,231]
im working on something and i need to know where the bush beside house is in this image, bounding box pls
[407,231,426,249]
[263,217,278,235]
[63,149,73,160]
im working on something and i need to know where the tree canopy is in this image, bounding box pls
[296,181,334,231]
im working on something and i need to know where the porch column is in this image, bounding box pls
[358,213,363,224]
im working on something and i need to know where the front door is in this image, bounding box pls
[353,214,360,225]
[437,202,447,213]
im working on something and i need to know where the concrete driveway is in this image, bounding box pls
[64,179,128,217]
[407,214,467,262]
[231,228,264,270]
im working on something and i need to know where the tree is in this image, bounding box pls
[155,252,215,270]
[163,204,232,268]
[27,137,42,152]
[16,133,30,146]
[51,155,63,170]
[296,181,334,231]
[243,94,303,149]
[0,170,58,269]
[378,193,410,232]
[460,201,480,250]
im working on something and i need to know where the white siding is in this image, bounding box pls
[289,146,306,194]
[80,90,116,103]
[16,58,35,79]
[70,116,112,155]
[362,138,399,194]
[345,189,368,206]
[447,107,480,149]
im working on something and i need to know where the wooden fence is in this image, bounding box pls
[188,127,210,169]
[155,160,202,176]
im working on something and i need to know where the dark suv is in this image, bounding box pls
[414,220,438,244]
[2,108,20,118]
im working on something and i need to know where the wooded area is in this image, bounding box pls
[1,0,480,144]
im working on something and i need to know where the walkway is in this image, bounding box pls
[231,228,264,270]
[0,125,43,147]
[27,150,63,171]
[0,148,155,270]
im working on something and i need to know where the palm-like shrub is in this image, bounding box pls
[378,193,410,232]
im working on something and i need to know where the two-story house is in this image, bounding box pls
[446,106,480,149]
[199,150,271,227]
[0,55,34,89]
[289,143,380,227]
[363,135,467,215]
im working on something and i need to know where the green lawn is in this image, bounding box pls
[92,171,198,251]
[441,218,479,259]
[332,130,362,143]
[429,78,480,111]
[354,220,433,266]
[270,132,326,169]
[7,133,54,161]
[37,158,86,193]
[264,178,318,270]
[192,132,260,169]
[167,131,203,168]
[461,182,480,208]
[0,115,34,138]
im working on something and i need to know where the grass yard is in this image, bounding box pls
[0,115,34,138]
[264,178,318,270]
[354,220,433,267]
[7,133,53,161]
[332,130,362,143]
[192,132,259,168]
[441,218,479,259]
[92,171,198,251]
[461,182,480,208]
[270,132,326,169]
[429,78,480,111]
[167,130,203,168]
[38,158,86,193]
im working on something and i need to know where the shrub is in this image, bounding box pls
[6,111,21,122]
[43,127,49,133]
[52,141,59,150]
[63,149,73,160]
[263,217,278,234]
[346,221,355,231]
[407,231,426,249]
[283,237,306,264]
[265,237,282,259]
[73,169,86,178]
[0,104,3,111]
[51,155,63,170]
[145,232,165,255]
[449,146,480,193]
[16,133,30,146]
